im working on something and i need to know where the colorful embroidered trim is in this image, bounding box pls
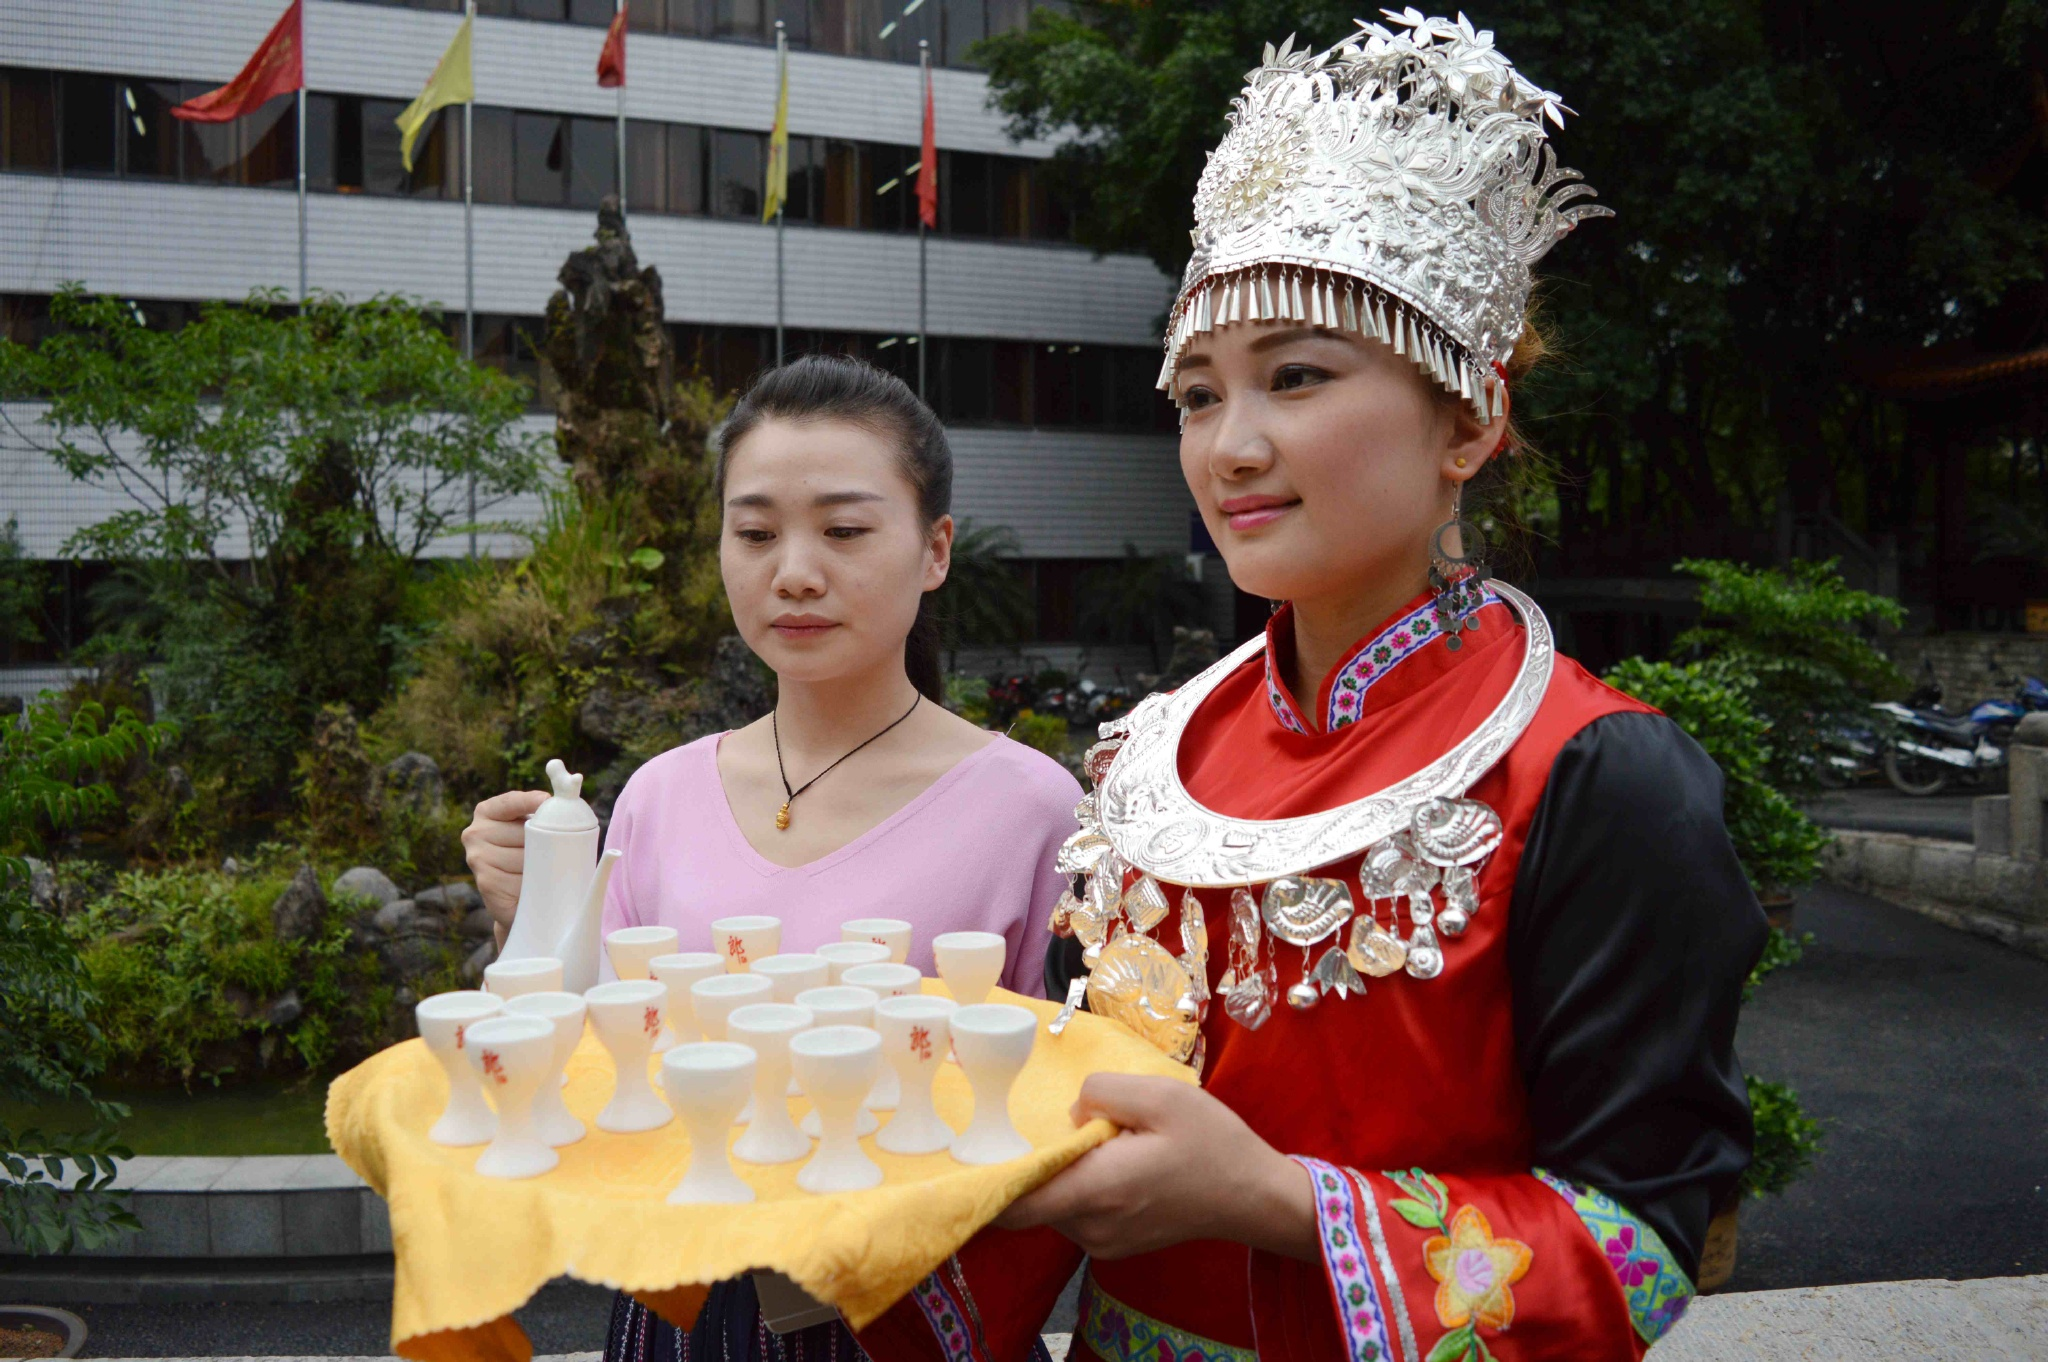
[908,1259,987,1362]
[1267,656,1313,735]
[1078,1274,1253,1362]
[1294,1157,1401,1362]
[1384,1168,1532,1362]
[1533,1168,1694,1343]
[1352,1170,1422,1362]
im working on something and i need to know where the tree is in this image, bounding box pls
[976,1,2047,570]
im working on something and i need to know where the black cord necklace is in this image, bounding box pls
[772,693,922,831]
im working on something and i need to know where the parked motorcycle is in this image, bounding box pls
[1875,674,2048,796]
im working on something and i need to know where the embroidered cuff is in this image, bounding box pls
[1532,1169,1693,1343]
[1293,1156,1404,1361]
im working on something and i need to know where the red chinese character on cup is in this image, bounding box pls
[644,1005,661,1038]
[481,1050,506,1084]
[455,1024,468,1050]
[727,934,748,966]
[909,1026,932,1061]
[871,937,889,948]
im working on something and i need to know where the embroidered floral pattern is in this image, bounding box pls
[1384,1168,1531,1362]
[1263,585,1502,734]
[1267,656,1312,735]
[909,1266,980,1362]
[1533,1168,1694,1343]
[1293,1157,1397,1361]
[1078,1275,1253,1362]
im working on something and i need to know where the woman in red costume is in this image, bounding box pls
[858,14,1766,1362]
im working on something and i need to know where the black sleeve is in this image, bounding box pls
[1508,709,1769,1282]
[1045,925,1088,1002]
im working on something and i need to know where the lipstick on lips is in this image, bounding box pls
[771,613,838,640]
[1218,494,1298,532]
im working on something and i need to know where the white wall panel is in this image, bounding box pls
[0,0,1058,156]
[0,176,1173,343]
[2,404,1187,560]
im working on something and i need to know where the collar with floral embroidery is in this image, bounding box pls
[1263,584,1499,735]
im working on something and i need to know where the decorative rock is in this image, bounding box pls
[460,938,498,986]
[381,752,445,815]
[264,989,304,1028]
[374,898,456,940]
[23,856,56,913]
[271,864,328,943]
[461,906,497,941]
[416,881,484,916]
[165,764,196,805]
[332,866,403,908]
[221,855,243,876]
[378,934,454,985]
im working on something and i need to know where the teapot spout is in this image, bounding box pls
[555,848,621,994]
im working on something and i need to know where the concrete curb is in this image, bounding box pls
[1650,1274,2048,1359]
[1823,829,2048,961]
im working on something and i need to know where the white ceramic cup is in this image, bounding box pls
[932,931,1006,1008]
[711,914,782,973]
[947,1003,1037,1165]
[839,964,922,1110]
[607,927,682,1050]
[583,979,673,1133]
[751,953,831,1002]
[816,939,892,983]
[841,918,913,965]
[650,952,725,1043]
[502,991,588,1147]
[727,1003,815,1166]
[791,1026,884,1194]
[463,1014,561,1178]
[689,973,775,1123]
[660,1042,757,1205]
[485,955,564,999]
[417,990,505,1146]
[872,995,958,1155]
[795,986,881,1136]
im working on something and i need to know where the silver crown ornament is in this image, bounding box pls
[1160,11,1612,420]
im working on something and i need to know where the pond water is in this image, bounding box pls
[0,1081,332,1156]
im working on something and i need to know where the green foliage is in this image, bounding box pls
[1744,926,1811,1003]
[1602,656,1828,895]
[945,674,994,727]
[938,521,1034,665]
[1673,558,1906,792]
[1007,709,1071,762]
[1078,545,1204,670]
[0,697,170,1255]
[1742,1075,1823,1199]
[0,517,49,654]
[975,2,2045,561]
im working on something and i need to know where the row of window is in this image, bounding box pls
[351,0,1046,69]
[0,68,1074,241]
[0,296,1175,435]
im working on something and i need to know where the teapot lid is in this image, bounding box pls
[527,759,598,833]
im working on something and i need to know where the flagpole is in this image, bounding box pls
[614,0,626,218]
[774,21,786,367]
[296,87,308,302]
[917,41,929,401]
[464,0,477,559]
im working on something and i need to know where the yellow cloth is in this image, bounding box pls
[325,983,1191,1362]
[395,15,472,173]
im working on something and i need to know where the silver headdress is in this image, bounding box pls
[1160,11,1611,420]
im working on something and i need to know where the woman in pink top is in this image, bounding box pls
[463,354,1078,1361]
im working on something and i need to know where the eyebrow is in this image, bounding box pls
[725,490,890,509]
[1178,326,1339,373]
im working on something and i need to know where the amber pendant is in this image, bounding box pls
[775,802,791,831]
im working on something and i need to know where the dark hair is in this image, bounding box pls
[715,354,953,704]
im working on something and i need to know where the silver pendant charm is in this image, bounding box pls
[1074,792,1098,827]
[1048,976,1088,1035]
[1083,739,1123,788]
[1312,945,1366,1000]
[1361,832,1440,901]
[1437,905,1471,936]
[1409,891,1437,926]
[1285,979,1321,1010]
[1057,829,1114,876]
[1049,888,1083,937]
[1224,969,1274,1029]
[1404,923,1444,979]
[1261,875,1354,947]
[1122,874,1172,934]
[1179,890,1211,1006]
[1346,914,1408,977]
[1411,797,1503,867]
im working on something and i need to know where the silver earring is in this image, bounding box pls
[1428,488,1489,651]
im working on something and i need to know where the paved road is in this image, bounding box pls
[64,885,2046,1353]
[1732,883,2048,1289]
[1804,787,1980,842]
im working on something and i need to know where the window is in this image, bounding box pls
[303,92,338,190]
[1033,342,1075,426]
[179,80,242,183]
[626,118,665,214]
[709,127,761,219]
[714,0,769,40]
[941,0,986,67]
[819,139,864,227]
[936,338,994,423]
[868,141,920,233]
[1,69,59,172]
[514,110,566,205]
[992,340,1030,423]
[567,0,616,25]
[58,73,117,174]
[473,105,515,203]
[941,150,990,236]
[118,80,179,180]
[568,115,615,208]
[240,93,298,187]
[1,294,52,347]
[666,123,705,213]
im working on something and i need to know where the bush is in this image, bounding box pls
[1673,559,1905,793]
[1603,656,1828,896]
[1742,1076,1823,1199]
[1008,709,1070,762]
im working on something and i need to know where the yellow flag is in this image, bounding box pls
[762,42,788,222]
[396,16,473,173]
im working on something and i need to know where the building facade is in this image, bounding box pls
[0,0,1197,664]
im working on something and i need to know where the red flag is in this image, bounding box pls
[173,0,303,123]
[597,7,628,89]
[917,67,938,229]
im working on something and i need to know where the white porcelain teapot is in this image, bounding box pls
[497,759,618,994]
